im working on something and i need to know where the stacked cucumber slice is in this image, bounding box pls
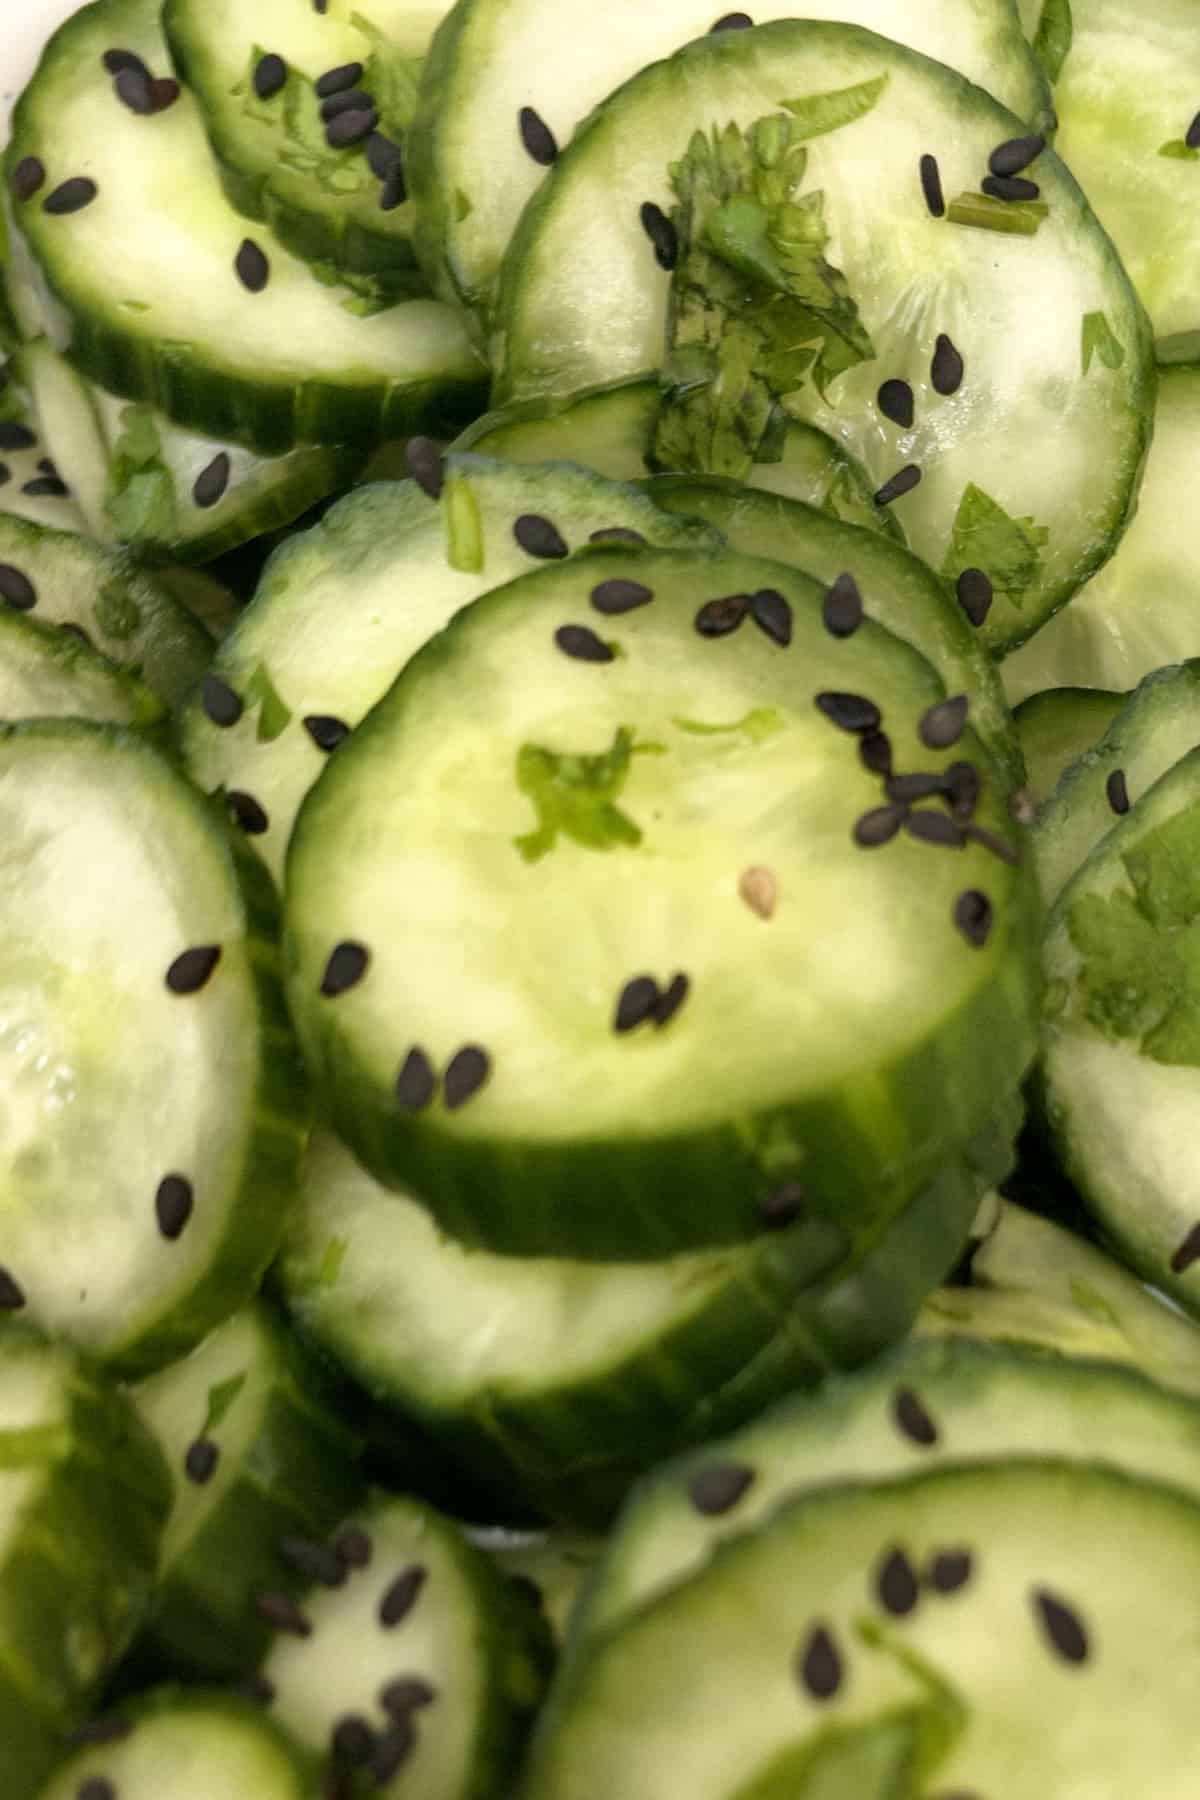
[0,0,1199,1792]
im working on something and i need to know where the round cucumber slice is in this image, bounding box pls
[1012,685,1126,805]
[0,606,165,731]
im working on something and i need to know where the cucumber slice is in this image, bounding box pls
[179,457,718,881]
[156,567,241,640]
[4,0,486,456]
[411,0,1051,314]
[1004,365,1200,700]
[1013,684,1126,803]
[574,1335,1200,1656]
[259,1491,552,1798]
[130,1304,364,1681]
[1043,743,1200,1315]
[0,357,88,534]
[277,1109,1003,1525]
[455,379,899,538]
[0,1325,169,1795]
[0,720,309,1374]
[20,338,363,567]
[467,1529,602,1649]
[527,1459,1200,1798]
[490,20,1154,653]
[285,541,1039,1259]
[164,0,452,295]
[37,1688,317,1800]
[1034,660,1200,905]
[646,473,1020,788]
[0,510,212,707]
[0,606,165,731]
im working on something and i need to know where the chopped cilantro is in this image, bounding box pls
[515,726,658,862]
[671,707,783,743]
[940,483,1049,609]
[202,1371,247,1437]
[245,665,293,743]
[1081,311,1125,375]
[1159,140,1200,161]
[1033,0,1073,85]
[105,405,176,547]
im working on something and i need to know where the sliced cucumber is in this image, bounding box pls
[0,606,165,731]
[574,1335,1200,1657]
[1013,684,1126,804]
[180,457,717,880]
[0,721,309,1374]
[646,473,1020,787]
[0,357,88,534]
[4,0,486,455]
[411,0,1051,314]
[530,1458,1200,1798]
[259,1491,552,1798]
[285,541,1039,1259]
[1034,660,1200,905]
[156,567,241,640]
[490,21,1154,653]
[37,1687,317,1800]
[0,1325,169,1796]
[130,1303,364,1681]
[164,0,452,294]
[1004,364,1200,700]
[1043,743,1200,1315]
[0,510,212,707]
[467,1529,602,1649]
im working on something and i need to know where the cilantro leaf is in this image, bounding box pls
[671,707,783,742]
[352,14,423,133]
[105,405,177,547]
[780,74,889,142]
[940,483,1049,608]
[515,726,654,862]
[244,665,293,743]
[1159,139,1200,161]
[1081,311,1125,375]
[1033,0,1073,85]
[202,1371,247,1437]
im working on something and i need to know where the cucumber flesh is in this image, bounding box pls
[1013,684,1126,804]
[0,605,165,730]
[0,358,87,534]
[467,1528,603,1649]
[490,21,1154,654]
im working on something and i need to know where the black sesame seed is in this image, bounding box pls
[590,577,654,615]
[279,1534,347,1587]
[1188,112,1200,151]
[405,436,445,500]
[798,1624,843,1700]
[510,1573,543,1609]
[877,379,915,429]
[367,131,404,181]
[556,623,614,663]
[877,1546,920,1617]
[823,572,864,639]
[989,132,1045,177]
[303,714,351,753]
[956,567,993,628]
[396,1047,437,1112]
[155,77,183,110]
[711,10,754,26]
[751,587,792,647]
[615,975,660,1034]
[1106,769,1130,816]
[816,691,881,735]
[640,201,679,271]
[37,458,59,477]
[43,177,98,215]
[946,761,981,819]
[860,731,893,777]
[928,1549,974,1594]
[255,1591,313,1637]
[966,824,1019,866]
[907,809,966,849]
[193,452,231,511]
[326,108,378,149]
[855,804,908,849]
[515,513,569,559]
[334,1525,373,1569]
[226,790,270,835]
[954,889,994,948]
[0,423,36,451]
[185,1437,220,1485]
[201,674,244,727]
[920,694,969,750]
[653,972,690,1027]
[21,477,69,498]
[331,1715,376,1765]
[894,1385,939,1446]
[444,1045,491,1110]
[69,1716,133,1747]
[380,167,408,210]
[518,105,558,166]
[114,66,156,114]
[103,47,149,78]
[0,564,36,611]
[316,62,365,99]
[589,526,647,546]
[165,945,222,994]
[1033,1589,1089,1664]
[381,1676,437,1716]
[155,1174,194,1242]
[688,1462,755,1516]
[919,153,945,218]
[321,942,370,998]
[370,1719,416,1784]
[231,1672,275,1706]
[931,334,964,397]
[886,772,946,805]
[321,89,374,121]
[875,464,922,506]
[254,53,288,100]
[235,239,270,294]
[10,156,45,202]
[380,1566,427,1628]
[1170,1222,1200,1275]
[315,0,329,11]
[0,1268,25,1312]
[77,1781,116,1800]
[760,1182,805,1230]
[982,173,1040,203]
[695,593,751,637]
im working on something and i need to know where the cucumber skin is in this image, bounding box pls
[410,0,485,311]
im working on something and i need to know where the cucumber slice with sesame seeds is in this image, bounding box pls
[0,604,166,732]
[0,1324,169,1796]
[257,1491,553,1799]
[162,0,454,297]
[489,20,1154,655]
[284,541,1040,1260]
[179,457,718,881]
[127,1303,365,1683]
[0,359,88,535]
[0,510,212,707]
[1042,742,1200,1318]
[36,1687,319,1800]
[0,720,309,1375]
[3,0,486,458]
[1013,684,1126,804]
[467,1529,603,1649]
[528,1457,1200,1800]
[409,0,1051,316]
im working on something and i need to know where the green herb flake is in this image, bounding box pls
[245,664,293,742]
[672,707,784,743]
[780,73,889,142]
[1033,0,1073,85]
[940,482,1049,608]
[352,14,424,131]
[946,192,1047,237]
[317,1237,348,1288]
[1081,311,1125,375]
[1159,139,1200,161]
[105,404,177,548]
[202,1371,247,1437]
[444,475,484,574]
[515,726,655,862]
[454,188,474,222]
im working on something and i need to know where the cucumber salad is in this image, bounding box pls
[1,0,1199,1793]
